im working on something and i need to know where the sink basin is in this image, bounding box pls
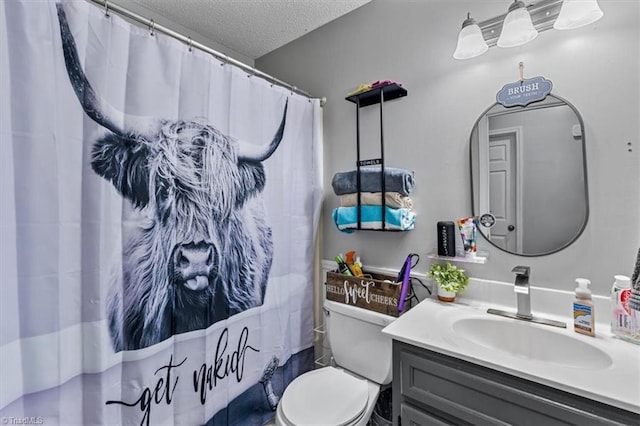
[451,318,613,369]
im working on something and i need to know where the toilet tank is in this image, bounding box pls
[324,300,395,385]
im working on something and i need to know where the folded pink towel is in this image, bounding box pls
[371,80,401,88]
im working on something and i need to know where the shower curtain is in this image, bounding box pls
[0,1,322,424]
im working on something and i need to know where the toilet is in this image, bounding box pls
[275,300,395,426]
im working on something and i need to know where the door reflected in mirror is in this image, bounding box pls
[470,94,588,256]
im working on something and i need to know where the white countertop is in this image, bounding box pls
[382,285,640,414]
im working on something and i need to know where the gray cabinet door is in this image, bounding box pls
[393,341,639,426]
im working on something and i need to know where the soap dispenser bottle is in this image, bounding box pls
[574,278,595,336]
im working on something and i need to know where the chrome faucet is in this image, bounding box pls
[512,265,532,319]
[487,265,566,328]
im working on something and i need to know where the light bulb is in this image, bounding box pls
[453,13,489,60]
[554,0,604,30]
[497,1,538,48]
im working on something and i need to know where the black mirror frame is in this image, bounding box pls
[469,93,590,257]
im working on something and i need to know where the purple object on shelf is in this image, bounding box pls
[396,255,413,314]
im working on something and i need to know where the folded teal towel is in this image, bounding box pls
[332,206,416,233]
[331,166,415,196]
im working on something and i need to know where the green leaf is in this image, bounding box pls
[427,262,469,293]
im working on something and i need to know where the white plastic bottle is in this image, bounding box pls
[574,278,595,337]
[610,275,633,340]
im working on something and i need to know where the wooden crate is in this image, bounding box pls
[325,271,403,317]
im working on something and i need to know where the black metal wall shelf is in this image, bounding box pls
[345,83,407,107]
[345,83,408,231]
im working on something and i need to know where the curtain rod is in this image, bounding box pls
[88,0,325,105]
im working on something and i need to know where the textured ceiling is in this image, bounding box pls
[113,0,371,60]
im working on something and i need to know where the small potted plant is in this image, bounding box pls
[427,262,469,302]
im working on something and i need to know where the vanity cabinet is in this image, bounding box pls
[392,340,639,426]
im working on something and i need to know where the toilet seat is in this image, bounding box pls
[279,367,370,426]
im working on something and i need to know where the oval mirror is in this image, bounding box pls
[470,94,588,256]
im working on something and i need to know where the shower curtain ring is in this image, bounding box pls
[247,68,255,78]
[187,37,193,52]
[149,19,155,36]
[103,0,109,17]
[220,54,228,67]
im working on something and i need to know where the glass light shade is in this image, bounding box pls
[453,19,489,60]
[497,2,538,48]
[553,0,604,30]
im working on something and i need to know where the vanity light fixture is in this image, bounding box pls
[553,0,604,30]
[497,1,538,48]
[453,13,489,60]
[453,0,604,59]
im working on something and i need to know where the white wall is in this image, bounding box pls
[257,0,640,296]
[111,0,254,66]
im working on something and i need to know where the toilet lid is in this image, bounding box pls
[281,367,369,426]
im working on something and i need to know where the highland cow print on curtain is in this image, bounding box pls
[0,1,322,424]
